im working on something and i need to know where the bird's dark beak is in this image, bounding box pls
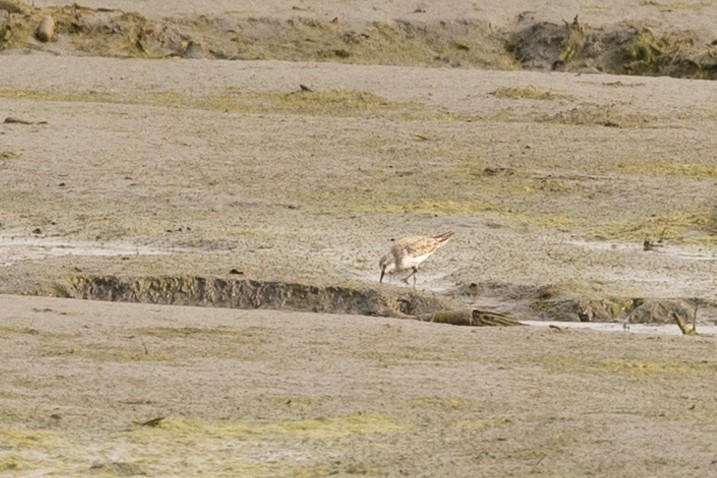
[379,268,385,283]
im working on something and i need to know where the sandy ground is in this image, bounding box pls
[1,55,716,301]
[2,0,717,476]
[3,294,717,477]
[27,0,717,31]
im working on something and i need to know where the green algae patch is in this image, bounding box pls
[114,415,403,476]
[412,199,493,215]
[127,414,404,443]
[639,1,710,11]
[132,326,217,338]
[0,326,39,337]
[301,181,570,221]
[615,160,717,179]
[542,104,651,128]
[0,87,404,117]
[501,211,578,230]
[490,86,574,101]
[0,428,67,450]
[43,342,174,362]
[588,209,714,243]
[598,359,712,377]
[455,418,512,430]
[407,397,475,411]
[0,424,385,478]
[540,355,713,379]
[131,326,251,340]
[0,428,71,473]
[268,414,405,439]
[0,457,20,473]
[0,88,117,104]
[0,326,76,341]
[303,188,578,231]
[147,89,403,116]
[262,90,399,115]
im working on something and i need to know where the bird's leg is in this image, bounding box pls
[402,267,418,286]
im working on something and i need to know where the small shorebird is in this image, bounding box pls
[379,232,454,285]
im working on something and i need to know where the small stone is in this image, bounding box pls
[4,117,33,124]
[35,16,56,43]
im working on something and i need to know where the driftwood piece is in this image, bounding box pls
[412,309,524,327]
[672,310,698,336]
[4,116,48,125]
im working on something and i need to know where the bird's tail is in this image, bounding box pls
[433,231,454,245]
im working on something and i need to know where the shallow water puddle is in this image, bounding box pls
[524,320,717,336]
[357,269,454,293]
[567,239,717,261]
[0,234,170,266]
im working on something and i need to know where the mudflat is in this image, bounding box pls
[2,0,717,476]
[3,294,717,476]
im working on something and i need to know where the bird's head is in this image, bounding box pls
[379,254,396,283]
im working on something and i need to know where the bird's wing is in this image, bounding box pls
[401,236,440,257]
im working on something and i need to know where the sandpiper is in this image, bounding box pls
[379,232,454,285]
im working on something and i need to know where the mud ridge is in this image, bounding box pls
[454,281,717,324]
[65,274,717,326]
[67,274,460,318]
[3,2,717,78]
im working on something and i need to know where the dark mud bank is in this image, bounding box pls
[65,275,717,326]
[456,281,717,325]
[67,275,460,318]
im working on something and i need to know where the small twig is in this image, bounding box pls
[4,116,48,125]
[140,417,165,427]
[673,311,698,336]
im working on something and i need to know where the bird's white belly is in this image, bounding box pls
[398,252,432,271]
